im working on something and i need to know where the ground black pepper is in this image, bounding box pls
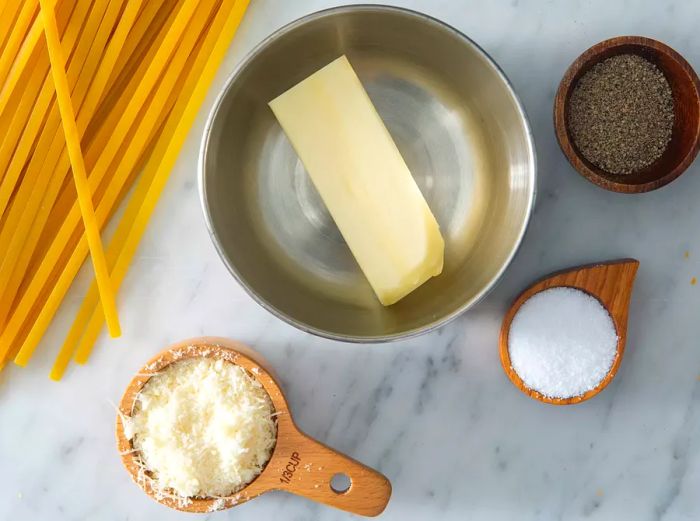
[568,54,674,175]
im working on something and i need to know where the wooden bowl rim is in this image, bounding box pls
[115,338,290,513]
[499,282,625,406]
[554,35,700,193]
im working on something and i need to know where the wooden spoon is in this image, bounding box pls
[499,259,639,405]
[116,337,392,516]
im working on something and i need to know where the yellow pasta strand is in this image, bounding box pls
[83,0,199,182]
[0,58,47,220]
[0,1,37,86]
[8,0,206,365]
[51,75,186,379]
[0,67,34,180]
[1,0,145,330]
[39,0,121,336]
[0,1,92,218]
[49,125,164,375]
[3,0,135,281]
[0,0,125,325]
[5,216,80,364]
[69,0,128,112]
[73,0,249,367]
[104,0,170,96]
[6,95,158,365]
[0,0,64,120]
[1,0,155,329]
[63,0,111,84]
[0,0,98,264]
[0,0,248,375]
[50,5,211,375]
[16,71,184,369]
[10,107,161,367]
[17,0,217,368]
[85,1,177,150]
[0,2,25,52]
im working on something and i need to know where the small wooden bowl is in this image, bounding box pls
[554,36,700,193]
[499,260,639,405]
[116,337,391,516]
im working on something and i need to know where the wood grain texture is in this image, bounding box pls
[499,259,640,405]
[554,36,700,193]
[116,337,392,516]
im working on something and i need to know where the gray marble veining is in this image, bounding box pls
[2,0,700,519]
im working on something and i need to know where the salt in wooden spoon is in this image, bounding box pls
[116,337,392,515]
[499,259,639,405]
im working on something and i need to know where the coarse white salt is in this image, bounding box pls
[508,287,618,399]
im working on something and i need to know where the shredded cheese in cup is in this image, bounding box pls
[125,358,276,499]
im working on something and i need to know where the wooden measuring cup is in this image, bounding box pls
[499,259,639,405]
[116,337,392,516]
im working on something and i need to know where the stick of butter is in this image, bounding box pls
[269,55,444,306]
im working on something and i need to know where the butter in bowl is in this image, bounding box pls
[268,55,445,307]
[199,5,536,341]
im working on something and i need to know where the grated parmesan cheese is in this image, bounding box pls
[127,357,276,499]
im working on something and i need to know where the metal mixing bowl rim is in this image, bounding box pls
[199,4,537,343]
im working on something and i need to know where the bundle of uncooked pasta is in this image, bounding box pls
[0,0,249,379]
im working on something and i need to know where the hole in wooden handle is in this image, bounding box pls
[330,472,351,494]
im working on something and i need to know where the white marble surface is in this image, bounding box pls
[3,0,700,519]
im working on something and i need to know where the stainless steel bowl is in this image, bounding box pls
[200,5,536,341]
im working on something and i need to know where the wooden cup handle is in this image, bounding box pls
[274,430,392,517]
